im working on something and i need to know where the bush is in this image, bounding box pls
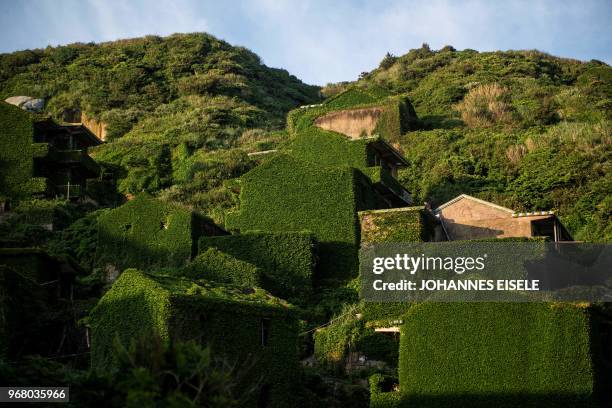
[0,334,252,407]
[454,83,515,128]
[199,231,315,301]
[313,304,361,371]
[180,248,261,287]
[48,209,108,271]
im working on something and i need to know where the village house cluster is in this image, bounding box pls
[1,88,608,408]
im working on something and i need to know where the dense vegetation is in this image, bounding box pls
[2,37,609,241]
[334,44,611,242]
[1,33,611,407]
[0,33,320,224]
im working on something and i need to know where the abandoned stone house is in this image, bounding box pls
[90,269,299,407]
[433,194,573,241]
[32,117,102,199]
[0,248,85,359]
[0,100,102,203]
[94,194,227,281]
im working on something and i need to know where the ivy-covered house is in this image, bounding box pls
[225,88,417,281]
[358,200,610,407]
[0,248,85,359]
[370,301,611,408]
[90,268,300,408]
[198,231,317,303]
[0,101,102,203]
[95,194,227,280]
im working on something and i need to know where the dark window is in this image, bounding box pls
[258,384,270,408]
[531,219,555,240]
[261,318,271,346]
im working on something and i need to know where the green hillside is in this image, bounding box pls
[1,38,609,241]
[328,44,610,241]
[0,33,321,222]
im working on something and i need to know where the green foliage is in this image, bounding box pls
[0,33,319,131]
[199,231,315,302]
[359,302,411,327]
[228,154,360,280]
[0,34,320,200]
[109,333,247,407]
[358,207,428,244]
[47,209,108,271]
[398,121,611,241]
[314,304,362,370]
[13,198,73,227]
[0,334,252,407]
[313,302,401,371]
[180,247,261,288]
[90,269,299,407]
[158,147,255,224]
[323,86,391,109]
[95,195,205,273]
[397,302,602,407]
[369,374,402,408]
[0,102,35,199]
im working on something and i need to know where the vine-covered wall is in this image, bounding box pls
[90,269,300,407]
[0,102,35,199]
[180,247,261,287]
[358,206,431,244]
[394,302,604,408]
[95,194,221,275]
[226,154,361,281]
[199,231,315,301]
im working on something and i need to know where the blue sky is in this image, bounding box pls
[1,0,610,85]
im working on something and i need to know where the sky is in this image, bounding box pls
[0,0,610,85]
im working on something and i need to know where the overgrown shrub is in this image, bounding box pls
[180,248,261,287]
[454,83,515,128]
[199,231,315,301]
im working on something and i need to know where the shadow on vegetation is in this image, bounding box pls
[419,115,464,130]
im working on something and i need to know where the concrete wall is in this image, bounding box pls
[314,107,383,139]
[437,197,551,240]
[81,112,107,141]
[64,110,107,141]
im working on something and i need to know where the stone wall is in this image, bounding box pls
[437,197,550,240]
[314,107,383,139]
[81,112,107,141]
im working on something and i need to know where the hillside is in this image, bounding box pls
[0,33,321,220]
[325,44,611,241]
[1,37,610,241]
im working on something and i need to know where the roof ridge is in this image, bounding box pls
[434,194,515,214]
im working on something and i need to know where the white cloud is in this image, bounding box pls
[1,0,610,84]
